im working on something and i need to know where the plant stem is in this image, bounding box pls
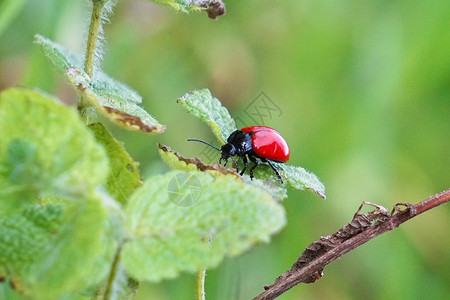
[78,0,106,122]
[104,244,123,300]
[84,0,105,78]
[196,268,206,300]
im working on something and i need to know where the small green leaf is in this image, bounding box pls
[148,0,226,19]
[251,163,326,199]
[177,89,236,143]
[122,170,286,281]
[0,88,109,212]
[279,164,326,198]
[34,35,166,133]
[89,123,142,204]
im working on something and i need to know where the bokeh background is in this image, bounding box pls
[1,0,449,299]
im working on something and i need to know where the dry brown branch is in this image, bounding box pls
[253,188,450,300]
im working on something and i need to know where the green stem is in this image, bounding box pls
[79,0,106,122]
[84,0,105,78]
[196,268,206,300]
[104,243,123,300]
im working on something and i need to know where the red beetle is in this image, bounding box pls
[188,126,290,183]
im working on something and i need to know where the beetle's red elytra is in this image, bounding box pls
[188,126,290,183]
[241,126,290,163]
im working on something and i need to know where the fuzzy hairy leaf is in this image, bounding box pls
[89,123,142,204]
[177,89,236,143]
[122,170,286,281]
[278,164,326,198]
[0,88,108,213]
[250,164,326,199]
[0,204,64,279]
[0,197,108,298]
[34,34,165,133]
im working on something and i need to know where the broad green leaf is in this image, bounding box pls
[148,0,226,19]
[34,34,166,133]
[122,170,286,281]
[89,123,142,204]
[0,88,109,213]
[177,89,237,143]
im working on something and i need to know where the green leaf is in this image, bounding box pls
[122,170,286,281]
[28,197,107,298]
[251,164,326,199]
[0,204,65,280]
[0,197,109,298]
[148,0,226,19]
[177,89,237,143]
[34,34,166,133]
[89,123,142,204]
[0,196,124,298]
[0,88,109,213]
[105,263,139,300]
[278,164,326,198]
[3,139,40,185]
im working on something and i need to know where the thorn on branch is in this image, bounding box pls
[391,202,417,217]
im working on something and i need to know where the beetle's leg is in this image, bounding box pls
[248,155,258,180]
[239,155,247,175]
[230,156,239,173]
[266,160,283,184]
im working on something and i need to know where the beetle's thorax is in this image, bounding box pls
[225,130,253,157]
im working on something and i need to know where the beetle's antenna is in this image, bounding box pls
[187,139,221,151]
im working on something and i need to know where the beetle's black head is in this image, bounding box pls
[220,143,236,159]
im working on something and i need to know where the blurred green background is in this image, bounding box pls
[1,0,449,299]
